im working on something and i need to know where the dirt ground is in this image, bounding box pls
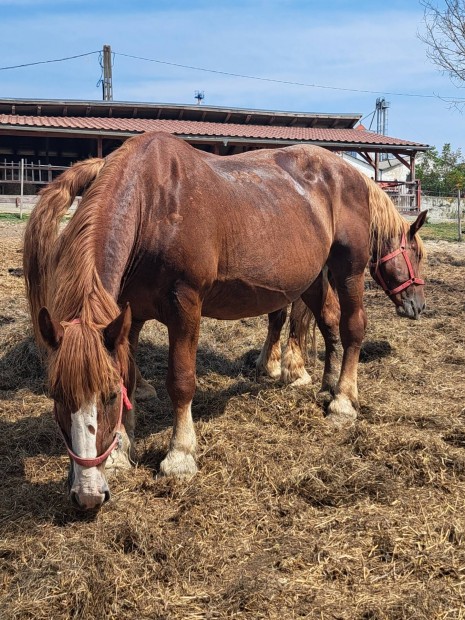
[0,220,464,620]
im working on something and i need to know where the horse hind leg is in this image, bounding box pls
[280,298,313,386]
[300,269,342,405]
[256,308,287,380]
[135,366,158,401]
[160,287,201,477]
[130,318,158,402]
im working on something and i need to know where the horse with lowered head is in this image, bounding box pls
[24,132,426,511]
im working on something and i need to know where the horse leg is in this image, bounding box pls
[130,318,158,402]
[300,269,342,403]
[281,298,312,386]
[325,263,367,427]
[256,308,287,380]
[160,289,201,477]
[105,320,146,474]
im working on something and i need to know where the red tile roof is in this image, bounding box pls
[0,114,426,148]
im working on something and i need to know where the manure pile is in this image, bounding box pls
[0,222,464,619]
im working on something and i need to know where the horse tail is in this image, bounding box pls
[23,157,105,343]
[289,298,316,364]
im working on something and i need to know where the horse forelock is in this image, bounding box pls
[47,320,129,409]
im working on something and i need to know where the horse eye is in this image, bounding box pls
[103,392,118,405]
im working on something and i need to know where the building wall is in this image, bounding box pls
[340,153,408,182]
[422,195,464,222]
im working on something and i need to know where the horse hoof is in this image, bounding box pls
[159,450,198,478]
[135,380,158,401]
[288,371,312,387]
[255,359,281,380]
[105,444,133,475]
[281,368,312,386]
[104,426,135,475]
[316,390,333,406]
[325,395,357,429]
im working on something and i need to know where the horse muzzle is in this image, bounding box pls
[68,463,111,511]
[70,488,111,511]
[396,297,425,320]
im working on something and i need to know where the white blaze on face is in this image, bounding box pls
[70,396,109,507]
[71,398,98,458]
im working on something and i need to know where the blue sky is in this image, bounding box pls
[0,0,463,150]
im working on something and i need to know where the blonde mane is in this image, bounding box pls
[363,176,425,260]
[47,139,137,325]
[24,141,138,406]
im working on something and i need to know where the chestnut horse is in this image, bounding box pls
[256,218,427,395]
[24,132,425,510]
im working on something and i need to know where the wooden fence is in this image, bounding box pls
[376,180,421,213]
[0,160,68,186]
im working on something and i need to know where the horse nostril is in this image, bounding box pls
[103,490,111,503]
[70,491,81,509]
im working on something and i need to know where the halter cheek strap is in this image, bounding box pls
[55,379,133,469]
[371,232,425,297]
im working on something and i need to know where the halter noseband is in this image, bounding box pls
[370,231,424,297]
[54,318,133,469]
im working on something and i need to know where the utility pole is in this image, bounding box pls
[101,45,113,101]
[458,187,462,242]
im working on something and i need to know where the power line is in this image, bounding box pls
[0,51,100,72]
[115,51,465,102]
[2,48,465,104]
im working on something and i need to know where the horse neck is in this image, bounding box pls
[49,183,138,325]
[49,263,120,328]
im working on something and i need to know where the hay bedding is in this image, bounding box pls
[0,220,464,620]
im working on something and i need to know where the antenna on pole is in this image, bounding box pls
[100,44,113,101]
[376,97,390,161]
[375,97,389,135]
[194,90,205,105]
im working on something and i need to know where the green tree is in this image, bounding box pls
[417,143,465,194]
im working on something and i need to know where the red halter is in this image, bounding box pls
[371,232,424,297]
[54,318,133,469]
[55,378,133,469]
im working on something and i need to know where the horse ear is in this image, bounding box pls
[38,307,64,350]
[409,210,428,237]
[103,303,132,352]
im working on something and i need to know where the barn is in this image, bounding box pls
[0,97,428,209]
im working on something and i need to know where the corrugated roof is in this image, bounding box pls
[0,114,427,148]
[0,98,362,129]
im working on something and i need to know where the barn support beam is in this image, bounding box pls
[358,151,376,172]
[410,154,416,181]
[392,153,411,171]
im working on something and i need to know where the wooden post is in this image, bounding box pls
[19,158,24,220]
[458,188,462,242]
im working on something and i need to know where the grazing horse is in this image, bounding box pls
[24,132,425,510]
[256,211,427,394]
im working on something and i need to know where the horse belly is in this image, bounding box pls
[201,277,313,320]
